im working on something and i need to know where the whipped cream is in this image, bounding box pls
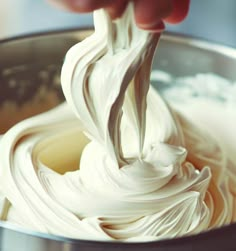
[0,4,236,241]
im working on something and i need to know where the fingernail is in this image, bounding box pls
[138,20,165,32]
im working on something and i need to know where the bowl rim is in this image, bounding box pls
[1,28,236,246]
[1,217,236,246]
[1,28,236,58]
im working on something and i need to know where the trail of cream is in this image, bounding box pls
[0,4,235,241]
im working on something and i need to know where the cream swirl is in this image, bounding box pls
[0,3,235,241]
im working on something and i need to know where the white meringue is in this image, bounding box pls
[0,4,235,242]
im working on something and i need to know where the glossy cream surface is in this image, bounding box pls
[0,4,236,241]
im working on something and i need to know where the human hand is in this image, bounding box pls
[49,0,190,32]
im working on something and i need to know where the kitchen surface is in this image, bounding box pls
[1,0,236,47]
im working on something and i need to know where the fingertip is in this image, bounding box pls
[61,0,113,13]
[138,20,165,33]
[134,0,172,31]
[47,0,71,11]
[106,0,128,19]
[64,0,97,12]
[164,0,190,24]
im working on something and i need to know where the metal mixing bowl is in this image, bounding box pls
[0,30,236,251]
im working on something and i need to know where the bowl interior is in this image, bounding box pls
[1,30,236,251]
[1,31,236,134]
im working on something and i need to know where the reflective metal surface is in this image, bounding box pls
[1,30,236,251]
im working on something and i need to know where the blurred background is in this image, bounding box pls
[1,0,236,47]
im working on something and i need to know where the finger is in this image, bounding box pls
[164,0,190,24]
[47,0,70,10]
[106,0,128,19]
[134,0,173,30]
[50,0,113,13]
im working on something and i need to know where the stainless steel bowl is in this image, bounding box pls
[1,30,236,251]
